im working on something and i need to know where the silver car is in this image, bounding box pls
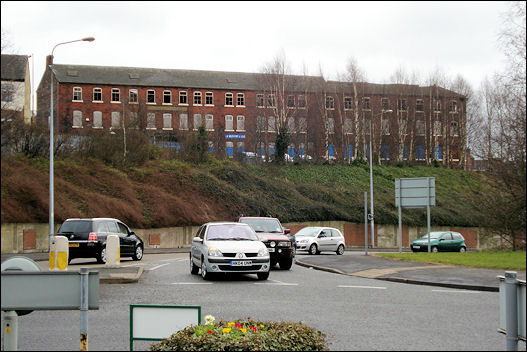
[190,222,270,280]
[295,227,346,255]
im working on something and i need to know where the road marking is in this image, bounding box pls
[171,282,213,285]
[149,263,171,271]
[338,285,387,290]
[254,279,298,286]
[351,265,450,278]
[122,263,146,267]
[160,258,186,262]
[431,289,480,293]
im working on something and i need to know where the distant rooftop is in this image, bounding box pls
[1,54,29,81]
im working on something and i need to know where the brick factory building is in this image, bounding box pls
[37,56,467,166]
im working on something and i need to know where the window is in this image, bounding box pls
[129,89,138,103]
[73,87,82,101]
[380,143,390,160]
[433,121,442,136]
[381,118,390,135]
[225,115,234,131]
[236,115,245,131]
[397,98,407,111]
[434,100,441,111]
[237,141,245,155]
[226,141,234,158]
[344,144,353,160]
[194,92,202,105]
[449,101,457,112]
[416,99,424,112]
[288,117,295,132]
[328,118,335,134]
[344,97,352,110]
[298,95,306,108]
[450,121,459,136]
[163,113,172,129]
[400,144,408,160]
[93,88,102,102]
[147,90,155,103]
[400,119,407,135]
[268,142,276,155]
[416,145,425,160]
[193,114,202,129]
[73,110,82,128]
[382,98,390,110]
[111,88,120,102]
[179,91,188,104]
[163,90,171,104]
[433,145,442,160]
[326,96,334,110]
[268,116,276,132]
[225,93,233,106]
[287,95,295,108]
[147,113,156,129]
[256,94,264,107]
[93,111,102,128]
[299,117,307,133]
[256,116,266,132]
[267,94,276,107]
[129,112,138,128]
[236,93,245,106]
[1,84,14,102]
[416,120,425,135]
[111,112,120,128]
[205,114,214,130]
[344,118,352,134]
[362,97,371,110]
[205,92,213,105]
[179,113,188,130]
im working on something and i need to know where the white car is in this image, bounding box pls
[190,222,270,280]
[295,227,346,255]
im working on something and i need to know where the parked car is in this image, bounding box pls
[410,231,467,252]
[57,218,144,264]
[190,222,270,280]
[294,227,346,255]
[238,216,295,270]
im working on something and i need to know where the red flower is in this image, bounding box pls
[235,323,242,329]
[207,330,214,334]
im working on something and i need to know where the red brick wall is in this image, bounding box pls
[452,228,477,248]
[23,229,36,250]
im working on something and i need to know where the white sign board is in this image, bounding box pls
[395,177,435,208]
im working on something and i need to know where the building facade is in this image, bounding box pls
[37,57,467,166]
[1,54,32,124]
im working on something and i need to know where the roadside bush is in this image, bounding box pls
[149,317,328,351]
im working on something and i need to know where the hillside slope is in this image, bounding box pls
[1,156,488,228]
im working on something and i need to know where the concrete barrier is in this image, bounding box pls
[49,236,68,271]
[105,235,120,268]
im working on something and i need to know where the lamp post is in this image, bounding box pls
[369,109,392,248]
[49,37,94,250]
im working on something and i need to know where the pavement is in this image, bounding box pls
[1,248,525,291]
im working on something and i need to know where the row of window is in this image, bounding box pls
[325,96,459,112]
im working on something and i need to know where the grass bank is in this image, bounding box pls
[375,251,526,270]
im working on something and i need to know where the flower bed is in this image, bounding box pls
[149,316,328,351]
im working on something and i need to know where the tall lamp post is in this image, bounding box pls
[49,37,94,250]
[369,109,392,248]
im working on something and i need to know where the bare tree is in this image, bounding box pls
[344,57,367,160]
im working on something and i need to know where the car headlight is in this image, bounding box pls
[257,248,269,257]
[278,241,291,247]
[299,239,308,243]
[269,241,276,248]
[208,247,223,257]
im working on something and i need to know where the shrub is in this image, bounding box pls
[149,317,329,351]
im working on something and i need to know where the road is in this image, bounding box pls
[3,252,509,350]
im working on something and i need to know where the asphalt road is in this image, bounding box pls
[1,252,517,351]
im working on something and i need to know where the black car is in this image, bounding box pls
[57,218,144,264]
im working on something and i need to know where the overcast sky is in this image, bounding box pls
[1,1,512,102]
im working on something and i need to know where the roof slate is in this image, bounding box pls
[1,54,28,81]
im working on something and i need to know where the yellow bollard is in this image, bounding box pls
[49,235,69,271]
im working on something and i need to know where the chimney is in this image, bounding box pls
[46,55,53,67]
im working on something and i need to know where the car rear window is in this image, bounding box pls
[58,220,93,233]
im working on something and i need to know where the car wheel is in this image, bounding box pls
[459,246,466,253]
[68,256,74,264]
[132,245,143,261]
[432,246,439,253]
[257,272,269,280]
[96,247,107,264]
[270,259,278,267]
[190,254,199,275]
[201,259,212,280]
[336,244,345,255]
[279,258,293,270]
[309,243,318,255]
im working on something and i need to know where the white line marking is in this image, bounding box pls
[160,258,185,262]
[149,263,171,271]
[254,279,298,286]
[338,285,387,290]
[431,289,480,293]
[121,263,146,267]
[171,282,213,285]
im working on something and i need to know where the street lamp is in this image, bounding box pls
[369,109,392,248]
[49,37,94,250]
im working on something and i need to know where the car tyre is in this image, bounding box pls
[132,245,143,261]
[201,259,212,280]
[257,272,269,280]
[336,244,345,255]
[431,246,439,253]
[96,246,107,264]
[459,246,466,253]
[190,255,199,275]
[279,258,293,270]
[309,243,318,255]
[270,259,278,267]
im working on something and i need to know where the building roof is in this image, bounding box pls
[326,80,464,98]
[1,54,29,81]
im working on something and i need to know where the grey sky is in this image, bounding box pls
[1,1,510,99]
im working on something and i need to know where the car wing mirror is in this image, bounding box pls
[193,236,203,243]
[284,228,291,235]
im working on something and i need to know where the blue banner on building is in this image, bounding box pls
[225,134,245,140]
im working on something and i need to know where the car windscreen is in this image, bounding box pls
[239,219,282,233]
[294,228,320,237]
[419,233,442,239]
[58,220,92,233]
[206,224,259,241]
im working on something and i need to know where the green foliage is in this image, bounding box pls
[274,126,290,165]
[149,318,328,351]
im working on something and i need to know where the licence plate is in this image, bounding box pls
[69,243,79,247]
[268,248,275,252]
[413,245,420,249]
[230,261,252,266]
